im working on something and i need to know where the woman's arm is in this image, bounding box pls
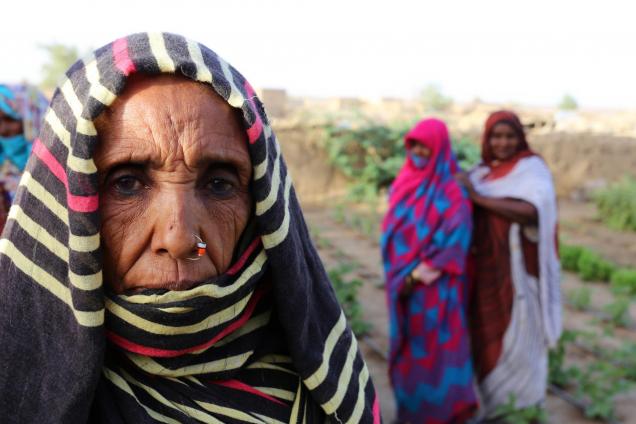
[455,172,538,226]
[471,195,538,226]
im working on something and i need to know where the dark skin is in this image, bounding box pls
[455,122,538,226]
[0,109,23,138]
[406,139,432,159]
[94,75,252,295]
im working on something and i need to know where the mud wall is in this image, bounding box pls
[274,124,636,202]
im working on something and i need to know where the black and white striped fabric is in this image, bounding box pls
[0,32,379,423]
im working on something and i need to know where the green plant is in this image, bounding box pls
[577,249,615,282]
[567,286,591,311]
[494,394,547,424]
[323,123,481,202]
[419,84,453,112]
[39,43,81,91]
[549,330,578,387]
[328,264,372,336]
[594,177,636,232]
[572,360,632,421]
[558,94,579,111]
[560,243,584,272]
[325,123,409,192]
[451,137,480,170]
[610,268,636,296]
[602,297,631,327]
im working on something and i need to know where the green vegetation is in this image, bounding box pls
[324,123,481,201]
[560,242,623,283]
[577,249,615,282]
[39,43,80,91]
[494,395,547,424]
[419,84,453,112]
[549,330,633,421]
[602,298,631,327]
[567,286,591,311]
[328,263,372,336]
[610,269,636,296]
[594,177,636,232]
[558,94,579,111]
[560,244,584,272]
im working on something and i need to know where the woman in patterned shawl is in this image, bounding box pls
[456,110,561,419]
[0,84,48,231]
[381,118,477,423]
[0,33,380,423]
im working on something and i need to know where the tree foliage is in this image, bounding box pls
[420,84,453,112]
[558,93,579,111]
[39,43,80,91]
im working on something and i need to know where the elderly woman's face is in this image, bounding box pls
[95,75,252,294]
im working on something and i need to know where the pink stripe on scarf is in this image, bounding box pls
[113,38,136,76]
[226,238,261,276]
[243,81,263,144]
[211,380,286,405]
[373,393,381,424]
[32,139,99,213]
[107,287,267,358]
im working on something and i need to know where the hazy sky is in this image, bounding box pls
[2,0,635,109]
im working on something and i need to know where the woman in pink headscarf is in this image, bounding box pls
[381,118,476,423]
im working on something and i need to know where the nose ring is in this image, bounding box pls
[195,234,207,257]
[187,234,207,261]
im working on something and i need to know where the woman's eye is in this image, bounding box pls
[112,175,145,196]
[206,177,235,197]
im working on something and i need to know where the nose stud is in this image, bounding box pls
[195,234,207,257]
[187,234,207,261]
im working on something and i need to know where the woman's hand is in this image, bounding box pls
[411,262,441,286]
[455,172,476,198]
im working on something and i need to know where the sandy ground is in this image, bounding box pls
[305,202,636,424]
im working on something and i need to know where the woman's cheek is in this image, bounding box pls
[100,195,147,278]
[203,196,252,270]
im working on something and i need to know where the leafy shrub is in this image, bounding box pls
[560,243,584,272]
[573,360,632,420]
[549,330,579,387]
[452,137,481,171]
[328,264,372,336]
[577,249,615,282]
[494,394,547,424]
[567,286,591,311]
[594,177,636,231]
[610,269,636,296]
[602,298,631,327]
[324,123,481,198]
[325,123,409,192]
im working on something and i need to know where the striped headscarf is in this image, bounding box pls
[0,33,379,423]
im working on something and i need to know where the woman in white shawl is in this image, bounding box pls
[456,110,561,419]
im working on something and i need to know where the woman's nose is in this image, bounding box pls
[151,191,200,260]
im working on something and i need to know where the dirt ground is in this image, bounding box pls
[302,203,636,423]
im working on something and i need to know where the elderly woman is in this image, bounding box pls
[381,119,476,423]
[456,111,561,419]
[0,84,48,231]
[0,33,379,423]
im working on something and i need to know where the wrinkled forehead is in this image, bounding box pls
[96,74,239,125]
[93,73,251,170]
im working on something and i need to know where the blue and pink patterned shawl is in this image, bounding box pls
[380,118,473,360]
